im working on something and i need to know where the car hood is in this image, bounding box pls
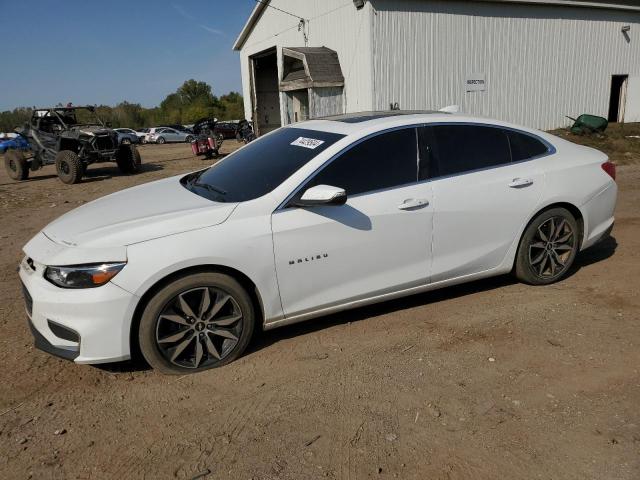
[44,175,238,249]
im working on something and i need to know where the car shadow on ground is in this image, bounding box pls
[144,152,229,166]
[83,163,164,182]
[250,235,618,356]
[0,174,60,187]
[570,235,617,272]
[93,235,618,375]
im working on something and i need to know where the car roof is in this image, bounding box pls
[320,110,443,123]
[288,110,548,139]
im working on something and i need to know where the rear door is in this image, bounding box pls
[272,127,433,318]
[421,124,549,282]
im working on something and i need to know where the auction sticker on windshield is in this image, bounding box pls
[291,137,325,149]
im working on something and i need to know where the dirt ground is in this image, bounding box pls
[0,139,639,480]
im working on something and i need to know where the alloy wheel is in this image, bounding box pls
[528,216,575,279]
[155,287,243,369]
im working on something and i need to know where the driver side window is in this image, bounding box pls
[305,128,418,197]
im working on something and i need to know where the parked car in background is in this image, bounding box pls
[135,128,149,143]
[114,128,140,145]
[147,127,194,144]
[0,134,30,153]
[158,124,191,133]
[18,111,617,373]
[214,121,239,139]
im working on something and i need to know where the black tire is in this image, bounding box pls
[514,208,579,285]
[138,272,255,374]
[55,150,83,184]
[4,150,29,181]
[157,137,166,144]
[116,144,141,174]
[185,135,194,143]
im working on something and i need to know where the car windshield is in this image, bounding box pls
[182,127,345,203]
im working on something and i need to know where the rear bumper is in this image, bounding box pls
[581,182,617,250]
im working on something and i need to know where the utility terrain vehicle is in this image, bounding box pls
[4,106,141,184]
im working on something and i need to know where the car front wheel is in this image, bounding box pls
[515,207,579,285]
[138,272,255,374]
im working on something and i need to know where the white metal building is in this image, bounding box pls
[233,0,640,133]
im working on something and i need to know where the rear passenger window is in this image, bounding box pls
[507,131,549,161]
[423,125,511,178]
[306,128,418,196]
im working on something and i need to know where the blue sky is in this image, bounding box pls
[0,0,258,110]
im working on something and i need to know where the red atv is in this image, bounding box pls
[190,117,224,160]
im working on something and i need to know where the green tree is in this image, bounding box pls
[0,80,243,132]
[177,79,215,105]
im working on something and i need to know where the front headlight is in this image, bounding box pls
[44,263,126,289]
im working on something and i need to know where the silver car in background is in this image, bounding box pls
[147,127,194,144]
[114,128,140,145]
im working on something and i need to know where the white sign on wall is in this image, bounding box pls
[465,74,486,92]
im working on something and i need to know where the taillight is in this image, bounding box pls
[601,161,616,181]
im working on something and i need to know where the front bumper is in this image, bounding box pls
[19,258,138,364]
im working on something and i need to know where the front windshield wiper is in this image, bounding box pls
[191,182,227,196]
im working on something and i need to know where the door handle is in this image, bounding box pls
[398,198,429,210]
[508,178,534,188]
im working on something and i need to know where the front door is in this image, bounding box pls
[165,129,180,142]
[272,127,433,318]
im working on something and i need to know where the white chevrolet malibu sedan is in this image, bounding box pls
[19,111,617,374]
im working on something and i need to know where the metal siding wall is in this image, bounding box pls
[239,0,373,125]
[371,0,640,129]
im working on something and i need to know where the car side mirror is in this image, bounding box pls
[293,185,347,207]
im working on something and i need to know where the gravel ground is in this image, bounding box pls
[0,141,638,480]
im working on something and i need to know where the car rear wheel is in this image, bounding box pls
[515,207,579,285]
[4,150,29,181]
[138,272,255,374]
[185,135,194,143]
[55,150,83,184]
[116,144,141,174]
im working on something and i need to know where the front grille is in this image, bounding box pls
[21,281,33,316]
[95,134,116,150]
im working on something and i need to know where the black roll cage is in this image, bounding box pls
[31,106,105,129]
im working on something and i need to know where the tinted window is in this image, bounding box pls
[183,128,345,203]
[507,131,549,161]
[420,125,511,179]
[305,128,418,196]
